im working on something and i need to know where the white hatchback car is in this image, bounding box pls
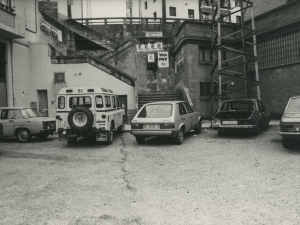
[131,101,202,144]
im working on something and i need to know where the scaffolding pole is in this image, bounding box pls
[210,0,260,117]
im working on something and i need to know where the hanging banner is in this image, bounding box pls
[157,52,169,68]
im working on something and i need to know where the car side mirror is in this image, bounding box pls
[121,104,125,109]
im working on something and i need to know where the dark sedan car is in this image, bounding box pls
[211,99,271,135]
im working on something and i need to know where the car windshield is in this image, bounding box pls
[221,101,254,112]
[286,98,300,113]
[137,104,173,118]
[21,108,42,119]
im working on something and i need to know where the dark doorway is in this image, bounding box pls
[118,95,128,121]
[37,90,49,117]
[0,42,7,107]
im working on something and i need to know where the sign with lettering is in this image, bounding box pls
[148,54,155,63]
[157,52,169,68]
[40,21,62,42]
[145,31,163,37]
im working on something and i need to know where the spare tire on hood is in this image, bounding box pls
[68,106,94,133]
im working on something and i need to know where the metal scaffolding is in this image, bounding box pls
[210,0,260,117]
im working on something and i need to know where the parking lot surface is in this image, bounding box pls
[0,123,300,225]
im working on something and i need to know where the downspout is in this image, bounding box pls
[10,40,15,106]
[162,0,166,23]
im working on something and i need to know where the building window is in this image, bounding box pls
[199,48,211,62]
[0,0,14,11]
[200,82,228,96]
[188,9,194,18]
[0,43,6,82]
[236,16,241,24]
[202,12,210,21]
[169,7,176,16]
[130,8,132,16]
[54,73,65,83]
[144,1,147,9]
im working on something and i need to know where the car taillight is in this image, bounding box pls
[160,123,175,129]
[131,123,143,129]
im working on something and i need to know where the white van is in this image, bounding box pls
[56,87,125,145]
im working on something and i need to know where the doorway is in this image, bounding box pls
[118,95,128,121]
[37,90,49,117]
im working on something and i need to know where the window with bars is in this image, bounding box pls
[199,48,211,62]
[256,30,300,69]
[169,7,176,16]
[200,82,228,97]
[54,73,65,83]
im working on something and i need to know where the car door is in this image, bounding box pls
[178,103,191,132]
[258,100,271,126]
[0,109,15,137]
[183,102,197,130]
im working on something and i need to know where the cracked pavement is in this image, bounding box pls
[1,124,300,224]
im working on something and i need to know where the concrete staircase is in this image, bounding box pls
[138,94,183,108]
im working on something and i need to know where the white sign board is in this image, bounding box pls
[148,54,155,63]
[158,52,169,68]
[145,31,163,37]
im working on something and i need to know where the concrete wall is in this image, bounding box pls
[27,43,135,118]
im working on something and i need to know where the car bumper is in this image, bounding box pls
[279,132,300,139]
[131,129,177,137]
[40,128,56,134]
[211,124,257,130]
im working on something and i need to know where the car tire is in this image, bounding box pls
[68,106,94,133]
[17,129,32,143]
[282,137,290,148]
[117,117,125,134]
[252,126,259,135]
[106,125,114,145]
[194,121,202,134]
[175,128,184,145]
[136,136,145,144]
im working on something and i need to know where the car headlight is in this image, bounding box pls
[212,119,221,125]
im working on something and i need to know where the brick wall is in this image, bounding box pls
[38,1,58,20]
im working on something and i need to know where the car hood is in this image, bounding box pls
[282,113,300,123]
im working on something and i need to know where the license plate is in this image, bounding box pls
[143,124,160,129]
[222,121,237,125]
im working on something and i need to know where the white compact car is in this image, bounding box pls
[131,101,202,145]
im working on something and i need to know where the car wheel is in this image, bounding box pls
[175,128,184,145]
[68,106,94,133]
[117,117,125,134]
[67,136,77,146]
[195,121,202,134]
[282,137,290,148]
[106,125,114,145]
[136,136,145,144]
[17,129,32,143]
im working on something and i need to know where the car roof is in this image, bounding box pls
[290,96,300,99]
[58,87,115,95]
[0,107,34,110]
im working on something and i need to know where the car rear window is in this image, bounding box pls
[138,104,172,118]
[69,96,92,109]
[221,101,254,112]
[286,98,300,112]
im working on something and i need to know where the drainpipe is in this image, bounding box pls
[10,40,15,106]
[162,0,166,23]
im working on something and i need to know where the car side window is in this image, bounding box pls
[95,95,104,108]
[112,96,116,109]
[1,110,14,119]
[116,96,120,109]
[105,96,111,108]
[183,102,193,113]
[257,101,264,112]
[15,110,23,119]
[178,103,187,115]
[258,101,265,111]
